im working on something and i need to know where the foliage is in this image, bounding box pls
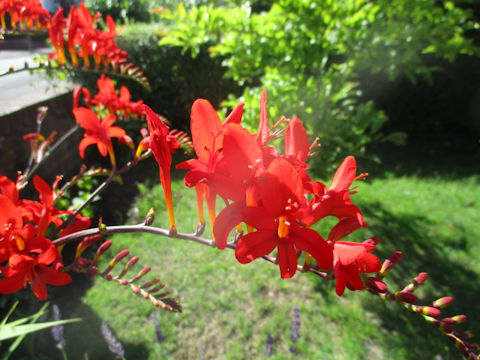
[0,302,80,360]
[113,22,242,130]
[84,0,152,23]
[159,0,479,175]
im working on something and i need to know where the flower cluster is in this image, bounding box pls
[176,91,381,295]
[0,174,90,300]
[49,3,127,68]
[0,0,50,31]
[74,75,144,118]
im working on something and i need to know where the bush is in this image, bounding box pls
[158,0,479,176]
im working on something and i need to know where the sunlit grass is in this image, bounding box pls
[46,171,480,359]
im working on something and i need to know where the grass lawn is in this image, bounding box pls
[11,156,480,360]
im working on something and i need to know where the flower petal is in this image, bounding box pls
[330,156,357,191]
[261,158,304,217]
[277,241,298,278]
[223,123,263,183]
[292,228,333,271]
[190,99,223,163]
[213,203,247,249]
[235,230,277,264]
[285,117,309,163]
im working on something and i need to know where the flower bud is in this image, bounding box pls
[144,208,155,226]
[442,315,467,325]
[363,236,380,246]
[75,257,89,269]
[378,251,402,278]
[431,296,454,309]
[433,320,453,333]
[130,266,151,283]
[109,249,130,267]
[416,305,441,318]
[93,240,113,262]
[75,235,102,259]
[394,291,417,304]
[365,277,387,293]
[455,330,475,339]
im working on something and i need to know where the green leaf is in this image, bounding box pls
[0,318,81,342]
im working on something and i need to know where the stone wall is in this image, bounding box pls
[0,92,83,183]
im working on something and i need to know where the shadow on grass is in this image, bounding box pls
[361,142,480,181]
[3,273,152,360]
[357,200,479,359]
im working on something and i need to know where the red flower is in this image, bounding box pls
[299,156,367,227]
[176,99,243,237]
[73,107,126,167]
[144,105,178,231]
[214,158,332,277]
[0,233,71,300]
[49,8,67,65]
[332,241,381,296]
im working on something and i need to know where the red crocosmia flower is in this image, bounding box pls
[144,105,178,232]
[176,99,244,237]
[0,233,71,300]
[49,7,67,65]
[73,86,92,109]
[216,123,265,204]
[282,116,316,186]
[0,194,23,262]
[299,156,367,227]
[73,107,126,167]
[214,158,333,277]
[332,241,381,296]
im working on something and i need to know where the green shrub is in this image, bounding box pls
[158,0,479,176]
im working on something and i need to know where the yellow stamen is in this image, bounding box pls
[277,216,290,239]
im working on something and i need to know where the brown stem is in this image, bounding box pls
[52,223,330,279]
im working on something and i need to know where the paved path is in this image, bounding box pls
[0,48,75,116]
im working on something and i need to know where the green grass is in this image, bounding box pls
[18,168,480,360]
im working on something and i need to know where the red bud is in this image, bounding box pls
[414,272,429,285]
[75,257,89,268]
[418,306,441,318]
[95,240,112,258]
[455,331,475,339]
[110,249,130,266]
[363,236,381,246]
[395,291,417,304]
[431,297,454,309]
[442,315,467,325]
[378,251,402,278]
[366,277,387,293]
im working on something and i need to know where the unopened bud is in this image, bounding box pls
[366,277,387,293]
[431,296,454,309]
[416,305,441,318]
[87,266,98,276]
[433,320,453,333]
[442,315,467,325]
[140,277,161,289]
[109,249,130,267]
[403,272,429,292]
[394,291,417,304]
[130,266,151,283]
[75,257,89,269]
[378,251,402,278]
[94,240,113,260]
[363,236,380,246]
[455,330,475,339]
[98,218,107,235]
[144,208,155,226]
[464,342,480,352]
[75,235,102,258]
[414,272,429,285]
[447,334,468,352]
